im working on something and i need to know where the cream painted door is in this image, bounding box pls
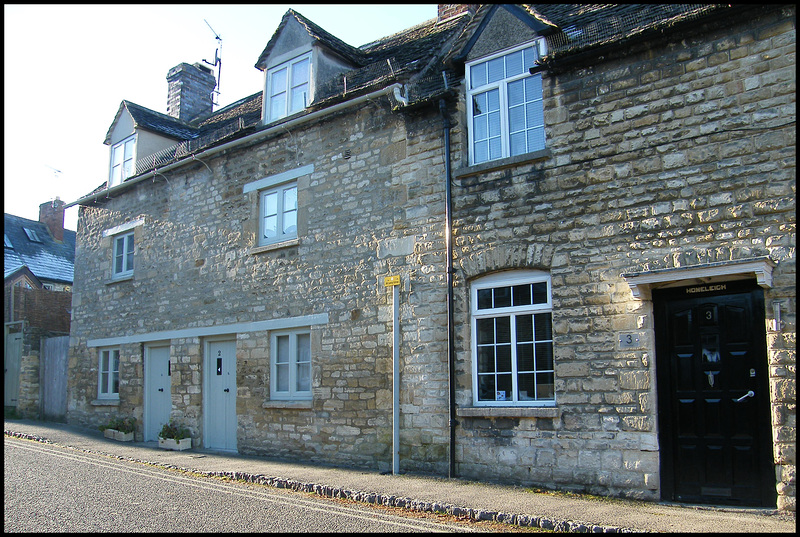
[204,339,237,452]
[144,345,172,441]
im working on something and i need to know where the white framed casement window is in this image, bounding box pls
[266,52,311,122]
[471,270,555,406]
[466,40,547,165]
[259,181,298,246]
[98,348,120,399]
[109,135,136,187]
[270,329,312,400]
[112,230,135,279]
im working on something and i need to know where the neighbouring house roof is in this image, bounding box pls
[4,213,76,285]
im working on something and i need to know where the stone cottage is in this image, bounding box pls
[65,5,795,511]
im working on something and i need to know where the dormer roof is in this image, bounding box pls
[104,100,200,145]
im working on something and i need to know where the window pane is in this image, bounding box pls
[535,342,554,370]
[536,372,555,399]
[510,132,526,157]
[508,79,524,107]
[101,372,109,394]
[477,346,494,373]
[523,46,539,69]
[509,104,525,132]
[474,113,488,140]
[517,342,534,371]
[470,62,487,89]
[270,93,286,120]
[487,89,500,113]
[534,313,552,341]
[532,282,548,304]
[270,68,287,95]
[478,374,495,401]
[123,139,135,160]
[276,363,289,392]
[290,84,307,114]
[477,318,494,345]
[495,316,511,343]
[489,137,503,160]
[112,372,119,394]
[487,57,504,83]
[477,288,492,310]
[297,333,310,363]
[493,286,511,308]
[474,140,488,163]
[516,314,533,342]
[525,74,542,101]
[513,284,531,306]
[282,186,298,235]
[496,374,513,399]
[506,50,523,77]
[276,335,289,364]
[472,92,486,116]
[496,344,512,372]
[291,58,309,86]
[115,239,124,274]
[527,127,546,152]
[518,373,535,400]
[296,363,310,392]
[526,101,544,129]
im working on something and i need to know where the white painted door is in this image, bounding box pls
[204,339,237,451]
[4,332,22,407]
[144,345,172,441]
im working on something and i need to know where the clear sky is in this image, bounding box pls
[4,4,439,231]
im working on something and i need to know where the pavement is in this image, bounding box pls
[4,419,795,533]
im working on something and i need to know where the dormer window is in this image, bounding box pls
[266,52,311,123]
[109,135,136,187]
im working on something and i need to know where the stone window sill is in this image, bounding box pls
[91,398,120,407]
[250,238,300,255]
[456,406,559,419]
[453,149,551,180]
[262,400,312,410]
[106,274,134,285]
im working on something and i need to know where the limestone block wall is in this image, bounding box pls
[67,100,452,474]
[448,6,795,507]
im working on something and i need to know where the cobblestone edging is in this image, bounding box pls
[4,429,637,533]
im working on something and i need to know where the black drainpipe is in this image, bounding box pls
[439,98,457,478]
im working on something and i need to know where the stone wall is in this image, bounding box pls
[448,6,795,508]
[68,101,453,474]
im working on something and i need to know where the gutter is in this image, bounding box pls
[65,83,405,209]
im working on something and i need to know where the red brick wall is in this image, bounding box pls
[4,285,72,334]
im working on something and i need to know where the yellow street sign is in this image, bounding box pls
[384,275,400,287]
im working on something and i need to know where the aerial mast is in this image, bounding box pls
[202,19,222,107]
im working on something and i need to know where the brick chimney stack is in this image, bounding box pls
[39,197,65,242]
[166,62,216,122]
[437,4,477,22]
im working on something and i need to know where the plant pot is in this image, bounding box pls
[114,430,134,442]
[158,437,191,451]
[103,429,116,439]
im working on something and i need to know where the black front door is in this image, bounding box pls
[654,280,774,507]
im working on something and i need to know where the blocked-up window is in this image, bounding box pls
[471,270,555,406]
[466,40,547,165]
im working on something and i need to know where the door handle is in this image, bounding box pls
[224,388,230,392]
[158,388,164,392]
[734,390,754,402]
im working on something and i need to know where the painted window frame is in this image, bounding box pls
[258,181,298,246]
[112,230,135,279]
[109,134,136,187]
[465,40,547,166]
[266,52,312,123]
[270,329,312,401]
[97,347,120,400]
[470,270,555,407]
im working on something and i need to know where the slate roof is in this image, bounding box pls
[85,4,737,197]
[4,213,76,285]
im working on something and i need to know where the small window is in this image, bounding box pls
[466,40,547,165]
[112,231,135,279]
[4,234,13,248]
[23,228,42,242]
[109,135,136,187]
[98,348,120,399]
[270,329,312,400]
[266,53,311,122]
[471,271,554,406]
[259,182,298,246]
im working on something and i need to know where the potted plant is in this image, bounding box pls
[158,421,192,451]
[99,416,136,442]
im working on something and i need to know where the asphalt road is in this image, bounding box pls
[4,436,485,533]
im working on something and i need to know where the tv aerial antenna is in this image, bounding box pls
[202,19,222,106]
